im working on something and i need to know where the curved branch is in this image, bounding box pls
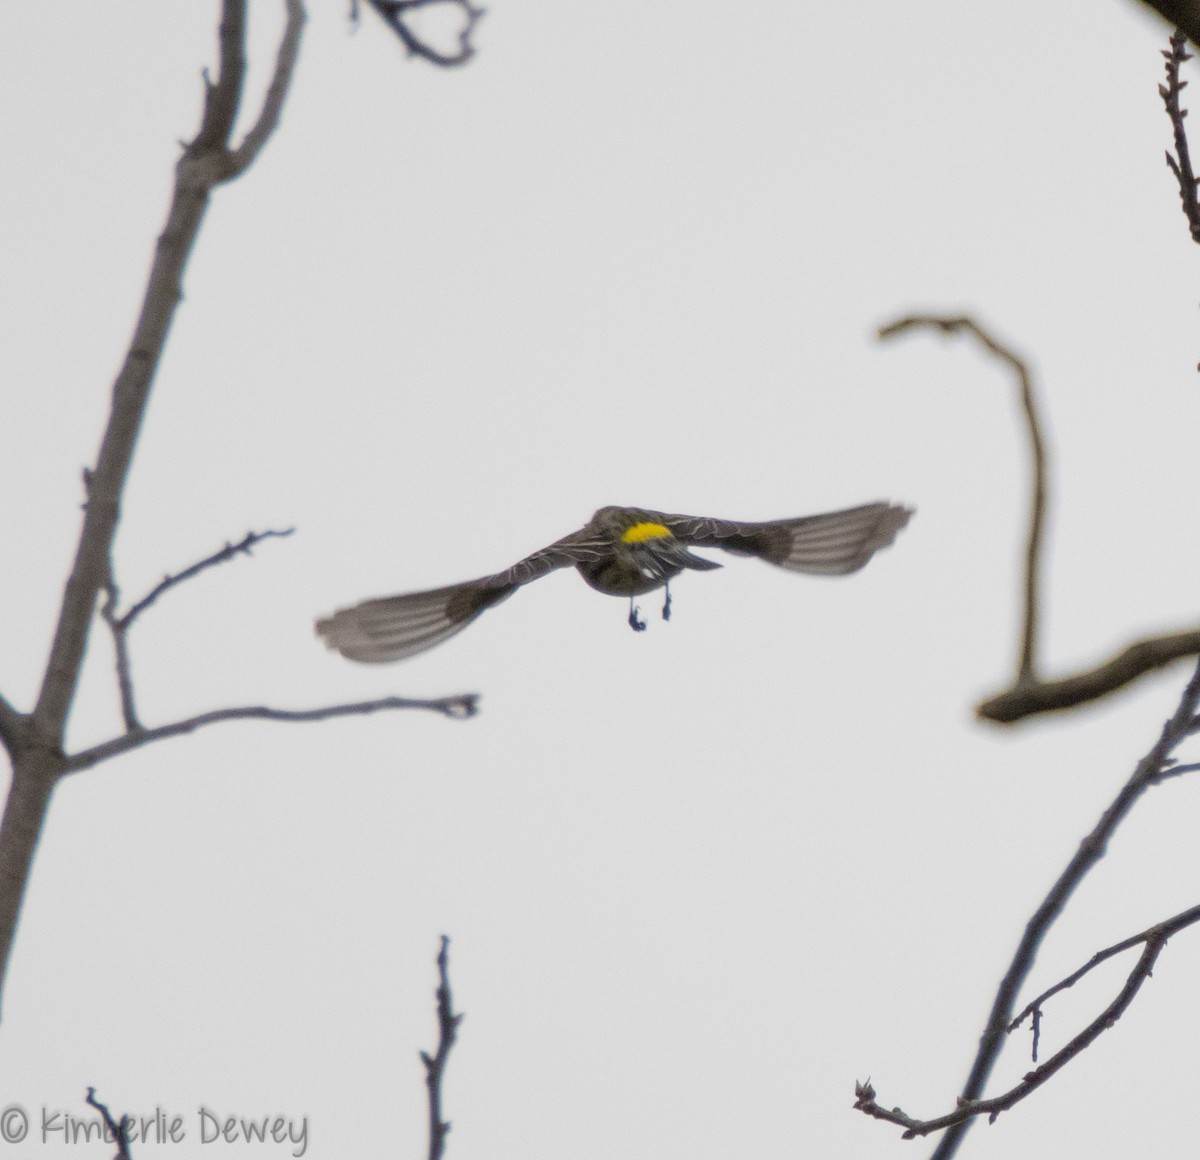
[857,902,1200,1140]
[1009,901,1200,1050]
[879,314,1047,683]
[64,694,480,775]
[855,936,1165,1139]
[227,0,307,176]
[121,528,295,630]
[879,312,1200,724]
[365,0,485,67]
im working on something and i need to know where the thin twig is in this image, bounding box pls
[98,529,295,735]
[1009,901,1200,1057]
[63,694,479,775]
[855,932,1165,1138]
[85,1088,132,1160]
[420,935,463,1160]
[1160,28,1200,244]
[1155,758,1200,780]
[879,315,1047,684]
[121,529,294,629]
[365,0,485,66]
[100,559,140,732]
[910,659,1200,1160]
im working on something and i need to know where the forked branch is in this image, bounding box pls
[99,528,294,730]
[855,900,1200,1140]
[857,659,1200,1158]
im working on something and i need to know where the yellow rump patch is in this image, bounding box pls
[621,521,673,544]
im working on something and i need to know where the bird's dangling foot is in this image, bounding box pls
[662,584,672,621]
[628,598,647,632]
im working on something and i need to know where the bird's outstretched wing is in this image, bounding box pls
[655,502,912,575]
[315,580,515,663]
[316,524,613,663]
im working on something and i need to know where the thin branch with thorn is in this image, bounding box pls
[85,1088,132,1160]
[420,935,463,1160]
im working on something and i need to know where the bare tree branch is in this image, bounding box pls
[856,902,1200,1140]
[98,528,295,733]
[420,935,463,1160]
[1160,28,1200,244]
[228,0,307,176]
[977,626,1200,721]
[120,529,295,631]
[64,694,479,775]
[879,314,1048,684]
[1009,901,1200,1056]
[364,0,485,67]
[880,311,1200,723]
[85,1088,132,1160]
[0,0,307,1016]
[870,659,1200,1160]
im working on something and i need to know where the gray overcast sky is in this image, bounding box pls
[3,2,1200,1158]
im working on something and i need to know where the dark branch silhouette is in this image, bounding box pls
[856,658,1200,1156]
[1161,28,1200,243]
[879,315,1046,684]
[360,0,485,66]
[85,1088,132,1160]
[977,627,1200,721]
[0,0,312,1019]
[855,900,1200,1139]
[1010,900,1200,1059]
[880,311,1200,723]
[420,936,463,1160]
[64,695,479,775]
[99,528,294,730]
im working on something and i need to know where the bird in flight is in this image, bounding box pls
[316,501,912,663]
